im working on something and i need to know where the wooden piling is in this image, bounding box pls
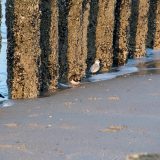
[113,0,131,66]
[67,0,90,82]
[6,0,41,99]
[39,0,59,95]
[58,0,69,83]
[154,1,160,49]
[95,0,116,72]
[146,0,158,49]
[129,0,150,58]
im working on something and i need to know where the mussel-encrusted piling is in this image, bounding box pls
[129,0,150,58]
[6,0,41,99]
[95,0,116,72]
[113,0,131,66]
[146,0,158,49]
[66,0,90,82]
[39,0,59,95]
[154,1,160,49]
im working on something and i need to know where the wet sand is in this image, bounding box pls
[0,73,160,160]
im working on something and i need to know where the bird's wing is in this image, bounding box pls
[90,64,99,73]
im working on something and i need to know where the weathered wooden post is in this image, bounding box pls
[58,0,69,83]
[129,0,150,58]
[6,0,40,99]
[95,0,116,72]
[6,0,59,99]
[85,0,98,73]
[66,0,90,82]
[113,0,131,66]
[154,1,160,49]
[146,0,158,49]
[39,0,59,95]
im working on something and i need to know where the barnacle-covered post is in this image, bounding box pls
[146,0,158,49]
[39,0,59,95]
[95,0,116,72]
[6,0,41,99]
[129,0,150,58]
[67,0,90,82]
[154,1,160,49]
[113,0,131,66]
[6,0,59,99]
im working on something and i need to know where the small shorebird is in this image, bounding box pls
[69,75,81,86]
[70,79,80,86]
[0,94,5,98]
[90,59,100,74]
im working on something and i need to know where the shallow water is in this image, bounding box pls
[0,0,7,101]
[0,0,160,104]
[87,49,160,82]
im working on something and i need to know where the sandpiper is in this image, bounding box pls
[90,59,100,74]
[70,79,80,86]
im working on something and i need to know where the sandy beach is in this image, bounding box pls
[0,73,160,160]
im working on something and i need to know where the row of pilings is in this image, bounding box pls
[1,0,160,99]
